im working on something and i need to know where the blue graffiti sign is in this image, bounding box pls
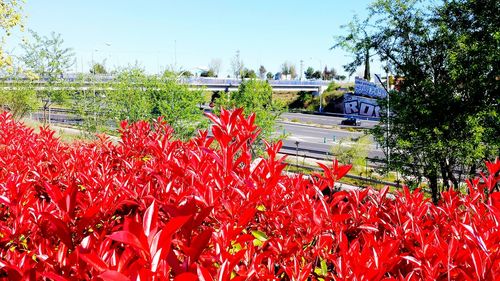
[343,94,381,118]
[354,77,387,99]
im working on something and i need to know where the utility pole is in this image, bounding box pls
[386,69,390,171]
[295,141,300,167]
[174,40,177,70]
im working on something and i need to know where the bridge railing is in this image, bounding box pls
[1,74,332,87]
[179,77,330,87]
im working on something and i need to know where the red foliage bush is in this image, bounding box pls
[0,109,499,280]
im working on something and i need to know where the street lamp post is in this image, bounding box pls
[295,141,300,167]
[386,70,390,171]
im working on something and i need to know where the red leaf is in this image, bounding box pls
[107,231,147,254]
[99,270,131,281]
[197,265,214,281]
[186,229,212,262]
[174,272,198,281]
[41,272,70,281]
[78,250,108,272]
[41,212,73,249]
[490,192,500,210]
[143,200,158,237]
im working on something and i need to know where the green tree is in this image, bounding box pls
[355,0,500,203]
[312,70,322,80]
[147,76,207,140]
[322,66,337,80]
[242,68,257,79]
[108,68,152,123]
[20,30,75,123]
[200,69,216,77]
[208,58,222,77]
[79,68,207,140]
[90,61,107,74]
[280,61,296,79]
[216,79,284,141]
[289,64,297,79]
[331,135,372,175]
[258,65,266,79]
[179,70,193,78]
[331,15,374,80]
[71,74,110,136]
[266,72,274,79]
[231,50,243,79]
[0,0,24,71]
[304,67,315,79]
[0,81,38,119]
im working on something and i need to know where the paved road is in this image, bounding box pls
[281,112,379,129]
[32,110,386,161]
[278,123,385,160]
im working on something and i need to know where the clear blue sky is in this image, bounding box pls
[11,0,382,79]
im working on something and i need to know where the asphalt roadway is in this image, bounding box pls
[278,120,385,160]
[31,109,386,161]
[281,112,379,129]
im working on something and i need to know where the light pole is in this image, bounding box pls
[91,48,99,74]
[104,42,111,72]
[295,141,300,167]
[386,69,390,171]
[375,72,392,172]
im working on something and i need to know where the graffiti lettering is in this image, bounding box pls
[359,103,375,116]
[344,101,359,114]
[343,94,381,118]
[354,77,387,99]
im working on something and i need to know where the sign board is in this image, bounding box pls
[343,94,381,118]
[354,77,387,99]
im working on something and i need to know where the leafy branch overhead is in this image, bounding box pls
[331,14,375,80]
[335,0,499,203]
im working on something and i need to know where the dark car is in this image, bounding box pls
[340,117,361,126]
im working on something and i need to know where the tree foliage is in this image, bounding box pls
[216,79,284,141]
[0,81,38,119]
[230,50,243,79]
[90,61,107,74]
[331,135,372,175]
[72,69,207,140]
[19,30,75,123]
[208,58,222,77]
[354,0,500,203]
[332,14,374,80]
[20,30,74,82]
[242,68,257,79]
[258,65,266,79]
[280,61,297,79]
[304,67,315,79]
[0,0,24,71]
[200,69,216,77]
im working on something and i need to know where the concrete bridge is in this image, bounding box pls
[54,74,330,94]
[2,75,331,95]
[178,77,330,94]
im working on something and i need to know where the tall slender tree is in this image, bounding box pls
[331,15,374,80]
[20,30,75,124]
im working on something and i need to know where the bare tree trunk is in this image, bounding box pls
[440,161,449,191]
[364,50,371,81]
[43,103,48,125]
[447,163,458,189]
[427,169,439,204]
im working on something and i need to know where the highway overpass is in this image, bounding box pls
[1,75,331,94]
